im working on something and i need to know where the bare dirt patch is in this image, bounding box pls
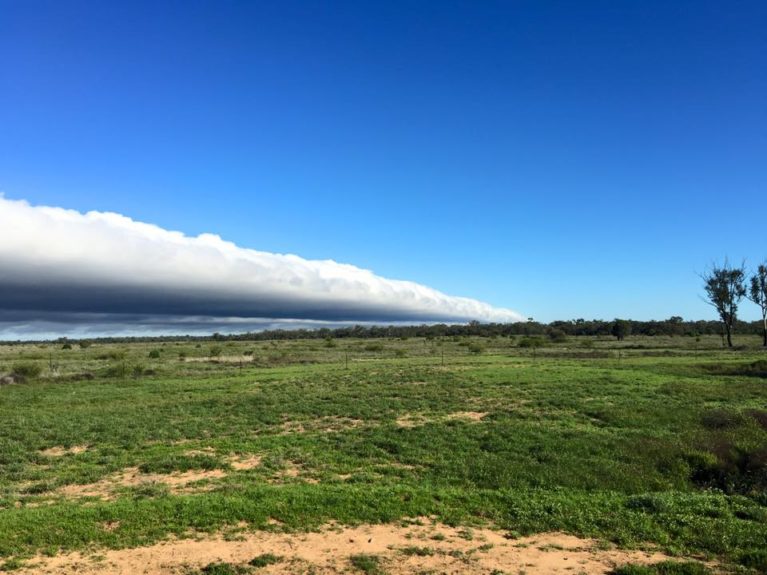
[446,411,488,422]
[183,447,217,457]
[15,521,691,575]
[396,411,488,428]
[56,467,226,500]
[395,413,429,428]
[268,461,318,484]
[39,445,88,457]
[229,454,262,471]
[279,416,365,435]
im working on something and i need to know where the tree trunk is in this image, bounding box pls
[725,322,733,348]
[762,315,767,347]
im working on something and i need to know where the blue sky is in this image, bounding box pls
[1,0,765,325]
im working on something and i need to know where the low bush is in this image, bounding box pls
[11,362,42,379]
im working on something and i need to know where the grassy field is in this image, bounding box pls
[0,334,766,573]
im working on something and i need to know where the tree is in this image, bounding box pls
[701,260,746,348]
[611,319,631,341]
[748,262,767,347]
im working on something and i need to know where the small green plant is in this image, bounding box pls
[350,554,384,574]
[518,337,545,349]
[209,346,223,358]
[467,342,484,354]
[148,349,161,359]
[249,553,282,568]
[198,562,247,575]
[400,546,433,556]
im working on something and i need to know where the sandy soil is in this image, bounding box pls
[14,520,691,575]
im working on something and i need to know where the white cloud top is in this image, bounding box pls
[0,196,523,332]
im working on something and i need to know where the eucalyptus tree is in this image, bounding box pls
[701,260,746,348]
[748,262,767,347]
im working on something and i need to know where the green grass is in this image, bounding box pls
[0,335,766,572]
[610,561,713,574]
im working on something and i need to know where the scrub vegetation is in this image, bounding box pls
[0,333,765,573]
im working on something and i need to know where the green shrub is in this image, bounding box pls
[738,550,767,573]
[687,440,767,495]
[148,349,161,359]
[103,363,128,378]
[547,328,568,343]
[467,342,485,354]
[518,337,545,348]
[11,362,42,379]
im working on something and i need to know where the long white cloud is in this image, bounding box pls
[0,196,523,330]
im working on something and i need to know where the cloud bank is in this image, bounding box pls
[0,196,522,338]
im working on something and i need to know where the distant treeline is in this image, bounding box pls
[4,317,766,345]
[211,318,765,341]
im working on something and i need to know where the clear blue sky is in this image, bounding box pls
[1,0,765,322]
